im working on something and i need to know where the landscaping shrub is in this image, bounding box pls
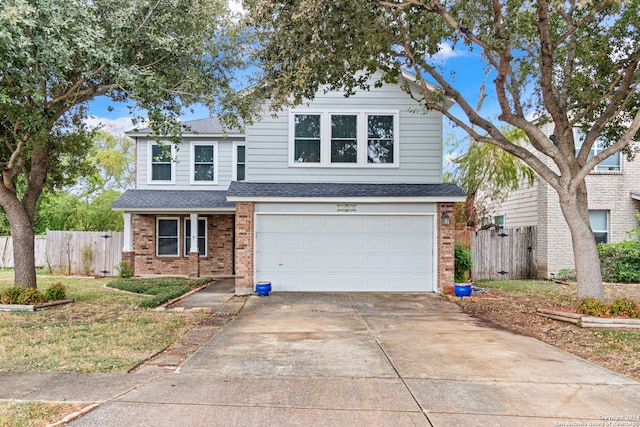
[108,277,213,308]
[15,288,45,305]
[44,282,67,301]
[0,286,24,304]
[454,242,473,283]
[610,298,640,318]
[115,261,134,279]
[556,268,576,281]
[597,241,640,283]
[577,298,609,317]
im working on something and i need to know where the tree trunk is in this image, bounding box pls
[558,183,605,300]
[10,212,37,289]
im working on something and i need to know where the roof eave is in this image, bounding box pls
[226,196,467,203]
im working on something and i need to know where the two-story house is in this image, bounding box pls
[485,125,640,279]
[112,75,466,295]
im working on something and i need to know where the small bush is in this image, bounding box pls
[115,261,134,279]
[577,298,609,317]
[556,268,576,281]
[597,241,640,283]
[0,286,24,304]
[610,298,640,318]
[44,282,67,301]
[454,242,473,283]
[108,277,213,308]
[15,288,45,305]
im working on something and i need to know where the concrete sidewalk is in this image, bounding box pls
[3,292,640,426]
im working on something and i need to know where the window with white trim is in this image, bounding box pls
[574,129,621,172]
[290,111,399,167]
[157,218,179,256]
[589,210,608,244]
[233,143,246,181]
[149,143,174,182]
[184,218,207,257]
[190,142,218,184]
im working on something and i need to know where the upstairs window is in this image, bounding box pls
[290,111,398,167]
[190,142,218,184]
[150,143,174,182]
[233,143,246,181]
[331,115,358,163]
[293,114,321,163]
[574,129,621,172]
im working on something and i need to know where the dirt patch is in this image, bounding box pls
[449,283,640,382]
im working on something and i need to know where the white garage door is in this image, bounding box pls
[255,214,434,292]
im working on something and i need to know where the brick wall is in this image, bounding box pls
[437,202,456,290]
[234,202,255,295]
[132,214,234,277]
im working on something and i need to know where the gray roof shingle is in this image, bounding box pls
[127,117,243,136]
[112,190,235,210]
[227,182,466,199]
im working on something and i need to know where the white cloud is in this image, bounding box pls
[84,116,137,135]
[432,43,467,63]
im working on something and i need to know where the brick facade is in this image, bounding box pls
[131,213,234,277]
[437,202,456,290]
[234,202,255,295]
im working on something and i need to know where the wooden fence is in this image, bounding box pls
[0,231,123,276]
[469,226,537,281]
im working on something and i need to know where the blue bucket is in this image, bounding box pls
[255,281,272,296]
[454,284,472,297]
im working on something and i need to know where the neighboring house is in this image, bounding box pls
[112,76,466,294]
[484,126,640,279]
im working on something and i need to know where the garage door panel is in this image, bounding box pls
[256,214,434,292]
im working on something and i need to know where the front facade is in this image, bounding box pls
[113,78,465,294]
[486,127,640,278]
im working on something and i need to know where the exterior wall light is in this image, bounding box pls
[441,211,450,225]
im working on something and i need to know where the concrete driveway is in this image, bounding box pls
[70,293,640,426]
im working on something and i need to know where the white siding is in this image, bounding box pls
[245,81,443,184]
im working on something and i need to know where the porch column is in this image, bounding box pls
[437,202,456,291]
[121,213,135,275]
[188,213,200,278]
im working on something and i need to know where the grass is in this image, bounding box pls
[0,271,209,373]
[0,401,85,427]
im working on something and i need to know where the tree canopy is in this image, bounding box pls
[0,0,252,287]
[243,0,640,299]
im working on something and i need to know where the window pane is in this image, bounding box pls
[331,115,357,138]
[194,145,214,163]
[152,145,171,162]
[367,115,394,164]
[152,164,172,180]
[594,232,608,245]
[198,237,206,255]
[194,164,214,181]
[294,140,321,163]
[236,164,245,181]
[589,210,607,231]
[237,145,245,163]
[158,238,178,255]
[331,140,358,163]
[158,219,178,236]
[294,114,320,138]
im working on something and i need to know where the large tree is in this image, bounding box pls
[243,0,640,300]
[1,0,251,288]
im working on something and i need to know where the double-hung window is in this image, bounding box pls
[233,143,246,181]
[290,111,398,167]
[191,142,218,184]
[574,128,621,172]
[589,210,609,244]
[157,218,179,256]
[150,143,174,183]
[184,218,207,256]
